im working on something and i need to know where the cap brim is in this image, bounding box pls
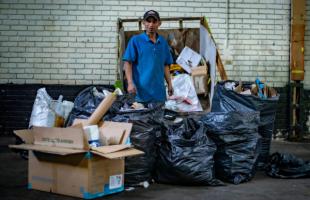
[144,15,159,21]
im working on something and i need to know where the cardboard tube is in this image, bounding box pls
[86,92,117,125]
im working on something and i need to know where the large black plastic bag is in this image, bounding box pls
[266,152,310,178]
[107,96,164,186]
[155,117,222,186]
[211,81,279,167]
[65,86,113,126]
[201,111,261,184]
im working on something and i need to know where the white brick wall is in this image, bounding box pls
[0,0,308,88]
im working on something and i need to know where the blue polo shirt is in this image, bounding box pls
[123,32,173,103]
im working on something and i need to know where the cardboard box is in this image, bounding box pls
[191,65,208,95]
[10,123,143,199]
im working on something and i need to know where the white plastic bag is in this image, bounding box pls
[165,74,203,112]
[29,88,55,128]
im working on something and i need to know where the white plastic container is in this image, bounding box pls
[83,125,101,147]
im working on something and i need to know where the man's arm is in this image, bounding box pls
[124,61,136,94]
[164,65,173,96]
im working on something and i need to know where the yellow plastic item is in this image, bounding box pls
[170,64,183,71]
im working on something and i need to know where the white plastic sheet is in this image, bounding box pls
[165,74,203,112]
[200,24,217,107]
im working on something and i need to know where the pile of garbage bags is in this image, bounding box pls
[211,81,279,168]
[29,81,286,188]
[61,86,268,186]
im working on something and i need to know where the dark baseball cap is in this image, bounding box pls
[143,10,160,21]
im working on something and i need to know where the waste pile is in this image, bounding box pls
[211,80,280,168]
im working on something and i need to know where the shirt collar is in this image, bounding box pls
[142,31,161,43]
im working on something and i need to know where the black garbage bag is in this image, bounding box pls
[266,152,310,178]
[211,81,279,168]
[201,111,261,184]
[107,97,164,186]
[108,93,164,116]
[108,94,136,115]
[155,117,222,186]
[65,86,113,126]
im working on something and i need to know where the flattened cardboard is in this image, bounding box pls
[91,144,131,154]
[92,148,144,159]
[32,126,85,149]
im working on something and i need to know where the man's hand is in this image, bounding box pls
[127,82,136,94]
[124,61,136,94]
[168,83,173,96]
[164,65,173,96]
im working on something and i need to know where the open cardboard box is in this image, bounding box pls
[9,122,143,199]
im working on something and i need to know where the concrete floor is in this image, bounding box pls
[0,136,309,200]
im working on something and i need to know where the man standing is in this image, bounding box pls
[123,10,173,103]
